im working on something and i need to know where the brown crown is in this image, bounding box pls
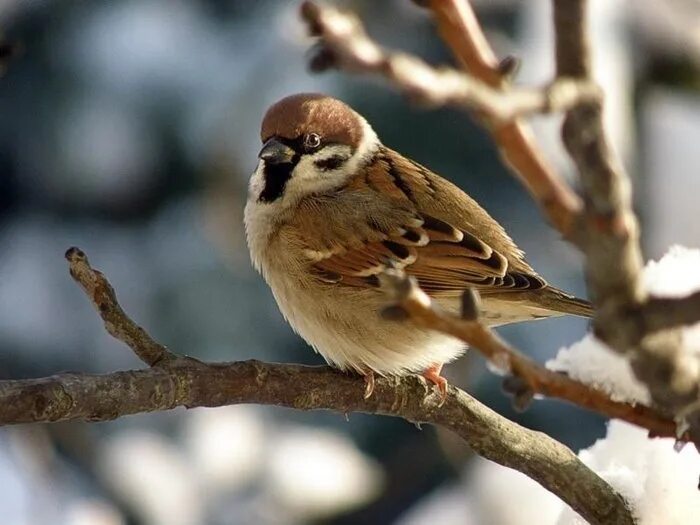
[260,93,363,148]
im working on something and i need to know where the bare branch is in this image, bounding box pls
[302,2,597,122]
[65,247,178,367]
[552,0,700,442]
[301,0,585,237]
[425,0,503,85]
[379,268,686,442]
[0,248,632,524]
[0,360,630,524]
[642,291,700,333]
[425,0,587,238]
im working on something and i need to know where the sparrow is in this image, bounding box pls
[244,93,591,401]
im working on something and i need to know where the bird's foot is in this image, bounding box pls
[422,363,448,406]
[362,369,376,399]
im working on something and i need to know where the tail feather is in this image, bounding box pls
[534,286,593,318]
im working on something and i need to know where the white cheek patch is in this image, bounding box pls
[284,118,380,203]
[248,160,266,201]
[283,146,350,202]
[247,116,381,208]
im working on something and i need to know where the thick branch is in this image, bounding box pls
[643,291,700,333]
[552,0,700,436]
[0,248,632,524]
[380,269,685,442]
[301,0,584,236]
[0,361,631,524]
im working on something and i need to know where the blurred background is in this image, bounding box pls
[0,0,699,524]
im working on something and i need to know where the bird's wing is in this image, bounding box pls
[307,210,546,296]
[293,147,547,297]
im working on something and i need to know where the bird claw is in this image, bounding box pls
[422,363,448,407]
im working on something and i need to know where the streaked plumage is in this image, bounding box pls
[245,93,590,397]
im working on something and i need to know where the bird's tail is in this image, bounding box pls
[536,286,593,318]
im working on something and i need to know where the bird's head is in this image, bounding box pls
[250,93,380,205]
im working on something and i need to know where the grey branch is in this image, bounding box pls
[552,0,700,444]
[0,361,630,524]
[66,247,177,367]
[643,291,700,333]
[301,1,599,123]
[0,247,633,524]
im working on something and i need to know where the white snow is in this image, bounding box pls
[402,246,700,525]
[547,245,700,405]
[399,420,700,525]
[556,421,700,525]
[546,333,652,404]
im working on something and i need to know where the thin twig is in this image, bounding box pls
[425,0,585,237]
[65,247,178,367]
[302,2,597,122]
[379,268,686,442]
[426,0,503,85]
[642,291,700,333]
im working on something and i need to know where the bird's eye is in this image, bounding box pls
[303,133,322,151]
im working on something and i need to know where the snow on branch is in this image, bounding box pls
[379,267,682,440]
[552,0,700,445]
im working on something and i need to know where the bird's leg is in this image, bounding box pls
[422,363,448,406]
[361,369,376,399]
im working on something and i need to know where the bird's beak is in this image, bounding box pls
[258,138,295,165]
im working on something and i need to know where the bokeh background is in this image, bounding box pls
[1,1,699,524]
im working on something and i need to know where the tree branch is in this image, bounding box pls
[301,0,584,237]
[302,2,598,122]
[380,268,685,442]
[302,0,700,445]
[0,247,633,525]
[642,291,700,333]
[65,247,177,367]
[0,362,629,524]
[552,0,700,443]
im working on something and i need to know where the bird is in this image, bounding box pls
[244,93,591,401]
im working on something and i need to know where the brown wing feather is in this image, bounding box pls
[293,146,549,298]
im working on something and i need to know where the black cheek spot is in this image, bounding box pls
[314,155,345,171]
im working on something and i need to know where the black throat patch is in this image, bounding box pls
[258,160,297,203]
